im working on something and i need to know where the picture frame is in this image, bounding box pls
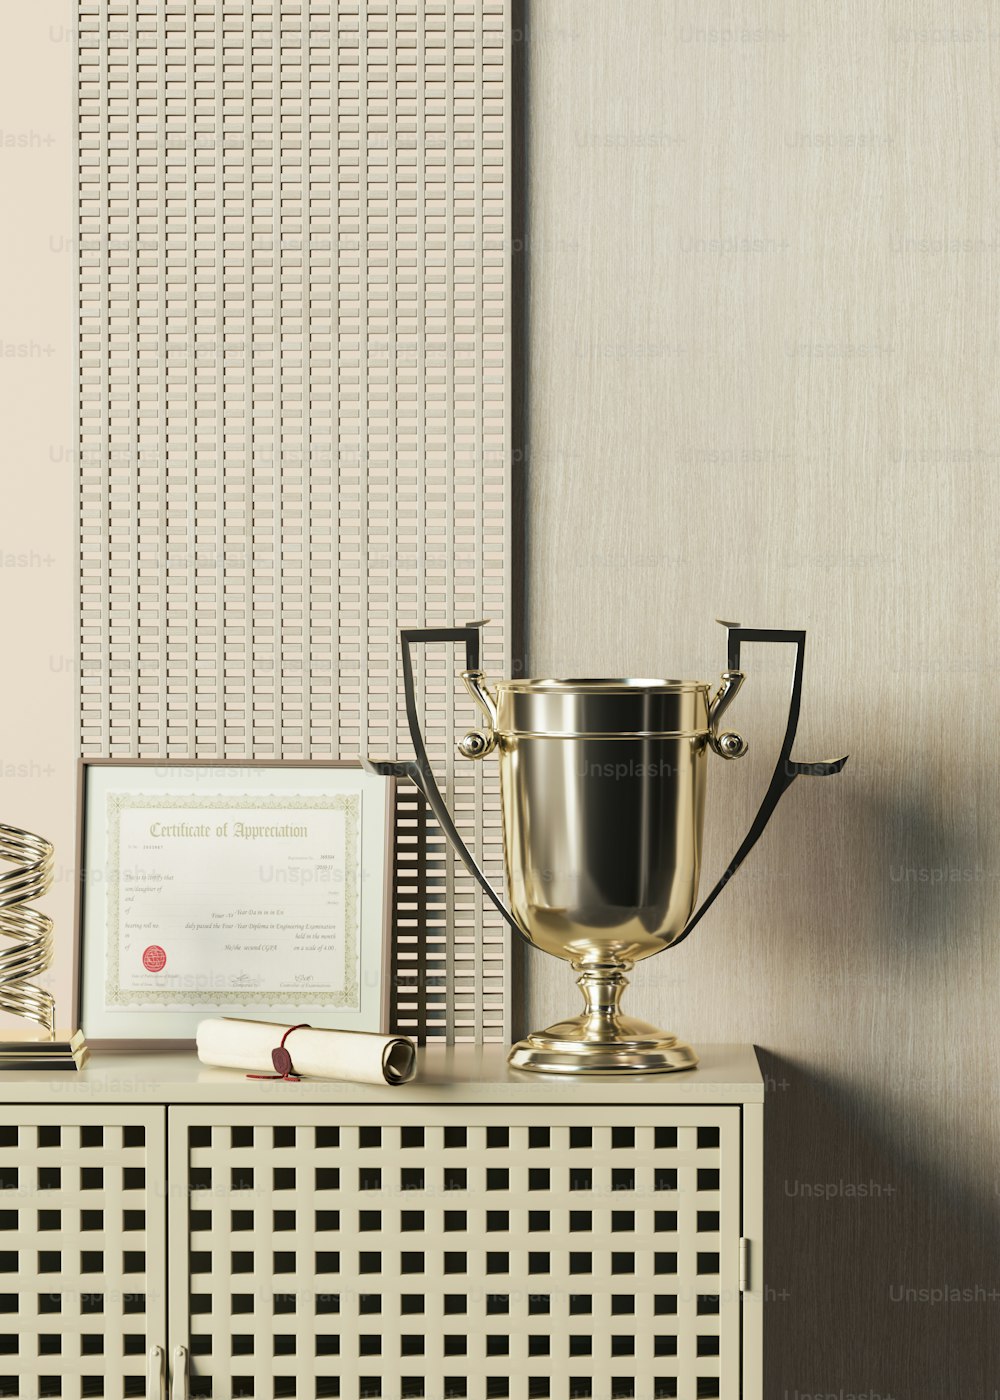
[74,759,395,1050]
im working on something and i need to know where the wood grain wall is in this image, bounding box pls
[521,0,1000,1391]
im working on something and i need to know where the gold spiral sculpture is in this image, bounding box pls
[0,823,56,1032]
[0,822,86,1068]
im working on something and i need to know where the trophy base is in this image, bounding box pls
[0,1029,89,1071]
[509,1014,698,1075]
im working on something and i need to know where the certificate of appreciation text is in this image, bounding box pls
[104,793,361,1011]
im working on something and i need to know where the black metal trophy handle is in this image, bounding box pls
[362,622,526,939]
[670,624,849,950]
[365,620,849,952]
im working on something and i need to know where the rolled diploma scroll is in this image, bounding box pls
[196,1017,417,1086]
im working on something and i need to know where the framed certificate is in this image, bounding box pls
[75,760,395,1048]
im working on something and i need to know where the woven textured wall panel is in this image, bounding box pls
[76,0,510,1040]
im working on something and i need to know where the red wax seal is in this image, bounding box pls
[246,1024,309,1083]
[142,945,167,972]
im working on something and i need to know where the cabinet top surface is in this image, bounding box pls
[0,1042,763,1104]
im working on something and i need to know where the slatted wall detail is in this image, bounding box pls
[76,0,510,1040]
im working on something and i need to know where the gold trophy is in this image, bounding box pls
[0,823,87,1069]
[368,621,846,1074]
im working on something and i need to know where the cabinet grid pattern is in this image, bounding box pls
[75,0,511,1040]
[171,1106,741,1400]
[0,1109,166,1400]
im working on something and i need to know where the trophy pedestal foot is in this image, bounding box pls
[509,1020,698,1075]
[509,968,697,1074]
[0,1029,88,1071]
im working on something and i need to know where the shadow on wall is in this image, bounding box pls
[758,1048,999,1397]
[755,777,999,1395]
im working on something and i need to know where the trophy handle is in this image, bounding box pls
[670,623,849,949]
[363,622,526,939]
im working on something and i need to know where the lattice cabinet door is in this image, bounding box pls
[0,1107,166,1400]
[168,1105,742,1400]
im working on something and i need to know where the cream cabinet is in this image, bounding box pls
[0,1046,762,1400]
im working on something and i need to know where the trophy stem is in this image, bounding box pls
[508,962,699,1075]
[575,966,632,1044]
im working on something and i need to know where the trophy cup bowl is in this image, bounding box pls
[367,620,847,1074]
[488,677,715,1072]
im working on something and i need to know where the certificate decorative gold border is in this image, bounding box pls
[103,793,361,1010]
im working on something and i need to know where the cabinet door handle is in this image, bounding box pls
[171,1344,189,1400]
[146,1346,164,1400]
